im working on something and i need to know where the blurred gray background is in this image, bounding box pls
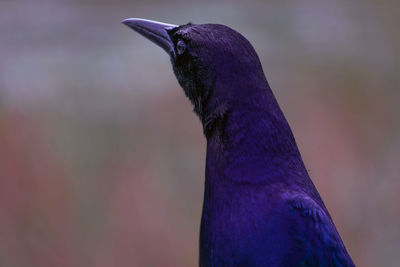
[1,0,399,266]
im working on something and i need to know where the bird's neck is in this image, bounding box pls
[203,88,306,186]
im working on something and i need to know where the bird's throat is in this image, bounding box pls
[202,101,230,141]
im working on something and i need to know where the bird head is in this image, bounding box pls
[122,18,268,123]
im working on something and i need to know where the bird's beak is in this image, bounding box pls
[122,18,178,56]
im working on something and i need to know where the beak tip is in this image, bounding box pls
[121,18,133,27]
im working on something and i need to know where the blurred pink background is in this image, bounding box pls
[1,0,399,266]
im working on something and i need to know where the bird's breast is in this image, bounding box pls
[199,182,292,266]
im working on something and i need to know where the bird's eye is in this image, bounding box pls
[176,40,186,55]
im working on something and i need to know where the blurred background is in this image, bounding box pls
[1,0,399,266]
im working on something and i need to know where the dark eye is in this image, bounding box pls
[176,39,186,55]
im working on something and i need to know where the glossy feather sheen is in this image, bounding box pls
[170,24,355,267]
[125,20,355,267]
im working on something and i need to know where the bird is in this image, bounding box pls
[122,18,355,267]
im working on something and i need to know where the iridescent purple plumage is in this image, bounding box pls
[123,18,355,267]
